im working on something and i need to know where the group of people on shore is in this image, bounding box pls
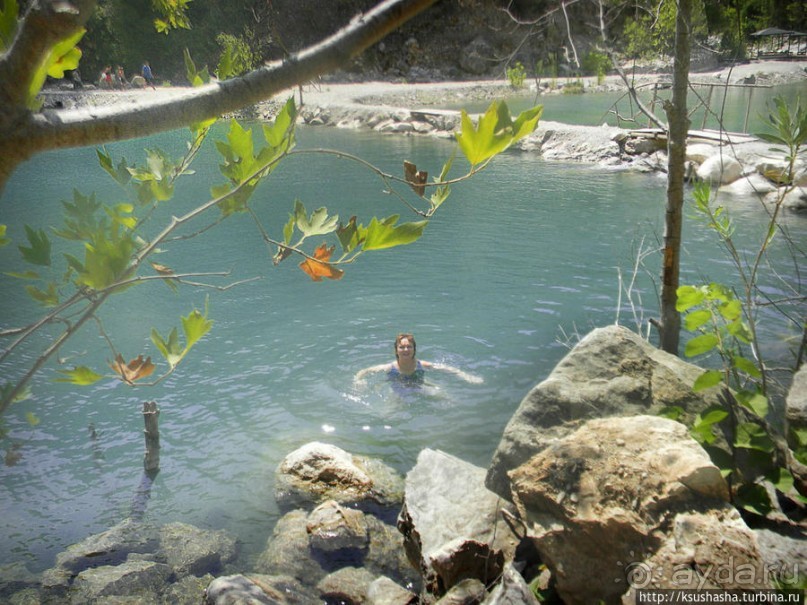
[97,60,157,90]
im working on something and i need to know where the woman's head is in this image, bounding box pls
[394,333,416,359]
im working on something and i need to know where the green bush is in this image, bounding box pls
[506,61,526,88]
[581,51,612,84]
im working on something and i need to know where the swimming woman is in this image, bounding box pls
[353,333,483,386]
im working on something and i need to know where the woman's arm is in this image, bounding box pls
[429,362,484,384]
[353,363,391,385]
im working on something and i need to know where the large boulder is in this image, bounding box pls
[68,559,171,603]
[509,415,767,604]
[487,325,724,500]
[696,154,744,185]
[254,506,419,592]
[158,522,238,577]
[397,449,520,599]
[275,442,404,511]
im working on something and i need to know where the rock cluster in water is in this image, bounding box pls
[2,326,804,603]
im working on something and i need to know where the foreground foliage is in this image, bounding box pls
[665,96,807,516]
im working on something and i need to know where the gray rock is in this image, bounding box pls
[307,500,369,553]
[255,508,418,593]
[434,578,486,604]
[782,186,807,211]
[367,576,418,605]
[482,563,539,604]
[718,172,777,196]
[509,415,763,604]
[275,442,404,511]
[397,449,519,598]
[204,574,276,604]
[753,527,807,586]
[487,325,725,500]
[161,573,214,605]
[316,566,377,604]
[158,522,238,577]
[54,519,159,574]
[7,588,41,605]
[620,510,772,603]
[0,561,39,596]
[68,560,170,603]
[786,365,807,441]
[696,154,743,185]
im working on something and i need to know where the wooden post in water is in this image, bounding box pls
[142,401,160,473]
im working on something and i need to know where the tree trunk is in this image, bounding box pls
[659,0,692,355]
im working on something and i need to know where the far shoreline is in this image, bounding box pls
[43,59,807,120]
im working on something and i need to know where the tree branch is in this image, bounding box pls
[0,0,438,192]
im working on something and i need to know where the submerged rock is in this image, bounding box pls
[275,441,404,511]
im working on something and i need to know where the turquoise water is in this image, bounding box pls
[1,105,805,572]
[449,81,806,133]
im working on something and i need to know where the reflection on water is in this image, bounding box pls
[1,112,805,572]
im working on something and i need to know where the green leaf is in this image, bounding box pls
[717,299,742,321]
[55,366,104,386]
[0,223,8,247]
[97,149,132,186]
[6,270,39,280]
[657,405,684,421]
[736,389,768,418]
[684,333,719,357]
[734,422,774,452]
[0,0,19,51]
[693,369,722,392]
[676,285,705,311]
[766,467,794,495]
[27,28,85,108]
[362,216,428,251]
[25,412,40,427]
[18,225,51,266]
[696,405,729,427]
[336,216,361,254]
[25,283,59,307]
[732,355,761,379]
[683,309,711,331]
[151,326,183,367]
[217,45,234,80]
[792,427,807,448]
[690,422,716,445]
[726,319,752,343]
[263,98,297,149]
[181,305,213,351]
[455,101,542,166]
[294,200,338,238]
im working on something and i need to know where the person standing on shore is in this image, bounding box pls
[141,61,156,90]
